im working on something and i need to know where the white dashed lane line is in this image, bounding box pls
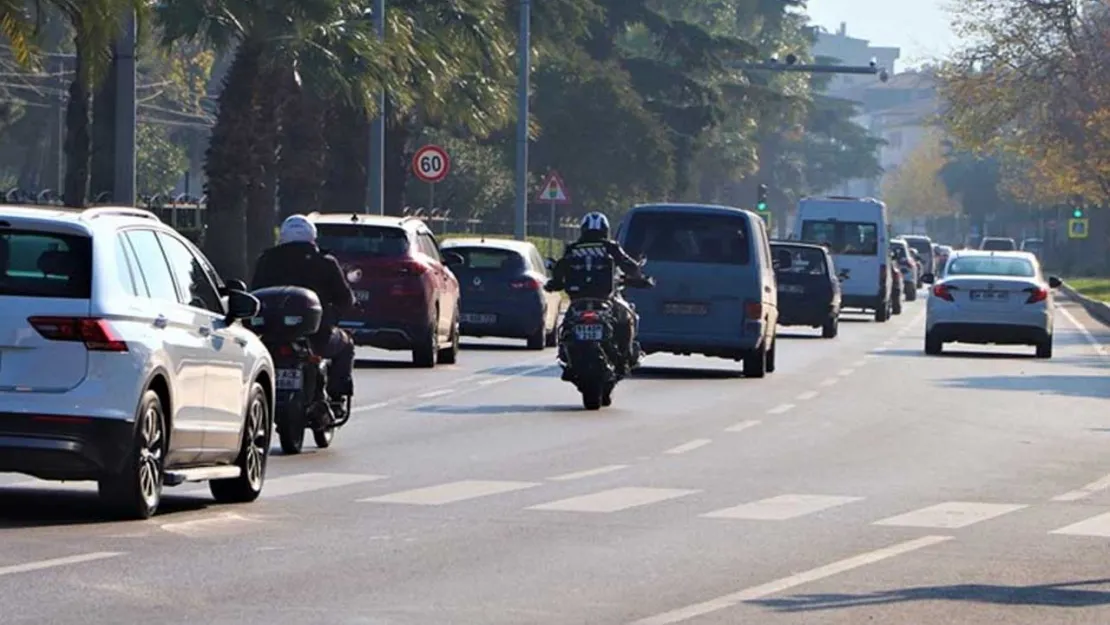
[0,552,125,578]
[766,403,795,415]
[664,439,713,455]
[795,390,819,401]
[724,420,760,433]
[819,377,838,387]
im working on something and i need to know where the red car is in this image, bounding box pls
[308,213,461,367]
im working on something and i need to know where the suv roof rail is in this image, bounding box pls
[80,206,160,221]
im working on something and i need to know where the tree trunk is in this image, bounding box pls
[89,62,117,203]
[383,112,410,215]
[203,43,262,281]
[62,46,90,208]
[320,102,368,212]
[278,86,327,218]
[245,67,286,266]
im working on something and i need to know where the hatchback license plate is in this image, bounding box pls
[574,324,604,341]
[462,313,497,324]
[663,302,708,315]
[970,290,1008,302]
[276,368,303,390]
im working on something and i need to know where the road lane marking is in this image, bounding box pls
[819,378,838,387]
[160,512,263,537]
[872,347,886,353]
[629,535,952,624]
[478,377,509,386]
[767,403,794,415]
[358,480,539,505]
[873,502,1027,529]
[548,465,629,481]
[702,494,863,521]
[1057,304,1109,358]
[724,420,761,433]
[352,401,389,414]
[261,472,387,498]
[1053,473,1110,501]
[664,439,712,455]
[838,368,854,376]
[1050,512,1110,537]
[528,487,699,513]
[852,359,867,367]
[0,552,125,578]
[416,389,454,399]
[795,390,819,401]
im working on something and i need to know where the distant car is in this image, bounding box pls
[890,239,918,300]
[0,205,274,520]
[923,250,1062,358]
[770,241,842,338]
[308,213,461,368]
[1020,237,1043,258]
[440,238,561,349]
[901,234,935,276]
[617,203,779,377]
[979,236,1017,251]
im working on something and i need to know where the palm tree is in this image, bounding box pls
[156,0,395,278]
[0,0,37,65]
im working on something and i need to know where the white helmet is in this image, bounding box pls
[580,212,610,238]
[279,214,317,244]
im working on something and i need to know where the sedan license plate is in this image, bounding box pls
[970,290,1008,302]
[663,302,709,316]
[353,290,370,302]
[276,368,303,390]
[573,324,604,341]
[778,284,805,294]
[461,313,497,324]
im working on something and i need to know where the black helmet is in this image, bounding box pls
[580,212,610,240]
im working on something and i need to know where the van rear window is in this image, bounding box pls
[624,212,751,265]
[0,230,91,299]
[316,224,409,257]
[800,221,878,256]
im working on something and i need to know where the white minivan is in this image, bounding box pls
[793,196,893,322]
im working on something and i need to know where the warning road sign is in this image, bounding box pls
[1069,218,1089,239]
[536,170,570,204]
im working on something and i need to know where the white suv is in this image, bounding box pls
[0,205,275,519]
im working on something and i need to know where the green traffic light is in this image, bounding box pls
[757,202,767,211]
[1074,209,1083,218]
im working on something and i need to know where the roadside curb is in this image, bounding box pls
[1061,282,1110,327]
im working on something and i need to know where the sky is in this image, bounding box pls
[805,0,957,69]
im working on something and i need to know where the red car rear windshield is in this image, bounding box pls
[0,229,92,298]
[316,224,409,257]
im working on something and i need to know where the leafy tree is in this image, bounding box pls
[881,130,959,220]
[135,122,187,195]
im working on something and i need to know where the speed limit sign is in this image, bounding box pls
[412,145,450,183]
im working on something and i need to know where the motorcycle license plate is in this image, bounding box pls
[574,324,604,341]
[276,368,303,390]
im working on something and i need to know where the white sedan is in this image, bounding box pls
[923,250,1062,358]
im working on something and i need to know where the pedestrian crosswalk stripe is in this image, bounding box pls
[260,473,388,498]
[873,501,1027,529]
[527,487,699,513]
[702,494,863,521]
[1049,512,1110,537]
[357,480,540,505]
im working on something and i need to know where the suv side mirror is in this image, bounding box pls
[220,278,247,295]
[921,273,935,284]
[225,290,260,323]
[1048,276,1062,289]
[442,251,464,267]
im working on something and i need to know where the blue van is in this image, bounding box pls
[616,203,779,377]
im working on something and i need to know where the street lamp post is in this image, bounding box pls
[367,0,386,215]
[113,12,137,206]
[513,0,530,241]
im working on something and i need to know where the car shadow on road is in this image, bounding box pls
[412,404,582,415]
[879,348,1036,360]
[0,488,210,528]
[777,332,823,340]
[748,578,1110,612]
[630,366,745,380]
[939,374,1110,400]
[353,359,420,369]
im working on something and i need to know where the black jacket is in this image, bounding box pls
[550,237,642,299]
[250,242,356,334]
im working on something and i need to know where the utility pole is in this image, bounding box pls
[112,12,137,205]
[513,0,530,240]
[367,0,386,215]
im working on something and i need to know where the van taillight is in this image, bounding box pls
[744,301,762,319]
[28,316,127,352]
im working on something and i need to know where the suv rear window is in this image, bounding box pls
[905,238,932,256]
[317,224,409,257]
[445,247,525,272]
[771,245,827,275]
[800,221,878,256]
[0,230,91,298]
[624,212,751,265]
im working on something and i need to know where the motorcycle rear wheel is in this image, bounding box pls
[276,405,306,455]
[581,382,604,411]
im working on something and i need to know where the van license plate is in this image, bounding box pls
[970,290,1008,302]
[663,302,708,315]
[276,368,303,390]
[778,284,805,294]
[574,324,604,341]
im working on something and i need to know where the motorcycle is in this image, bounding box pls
[247,286,351,454]
[557,274,654,410]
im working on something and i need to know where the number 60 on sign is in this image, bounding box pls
[412,145,450,184]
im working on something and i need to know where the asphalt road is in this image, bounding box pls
[5,292,1110,624]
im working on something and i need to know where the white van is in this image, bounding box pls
[793,196,893,322]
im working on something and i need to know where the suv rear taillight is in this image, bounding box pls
[932,284,955,301]
[510,278,541,290]
[387,259,428,276]
[1025,286,1048,304]
[28,316,127,351]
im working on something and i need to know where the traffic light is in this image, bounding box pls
[756,184,768,211]
[1073,207,1084,218]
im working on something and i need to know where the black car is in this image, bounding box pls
[770,241,843,338]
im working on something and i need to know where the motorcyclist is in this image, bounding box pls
[251,215,357,414]
[545,212,646,375]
